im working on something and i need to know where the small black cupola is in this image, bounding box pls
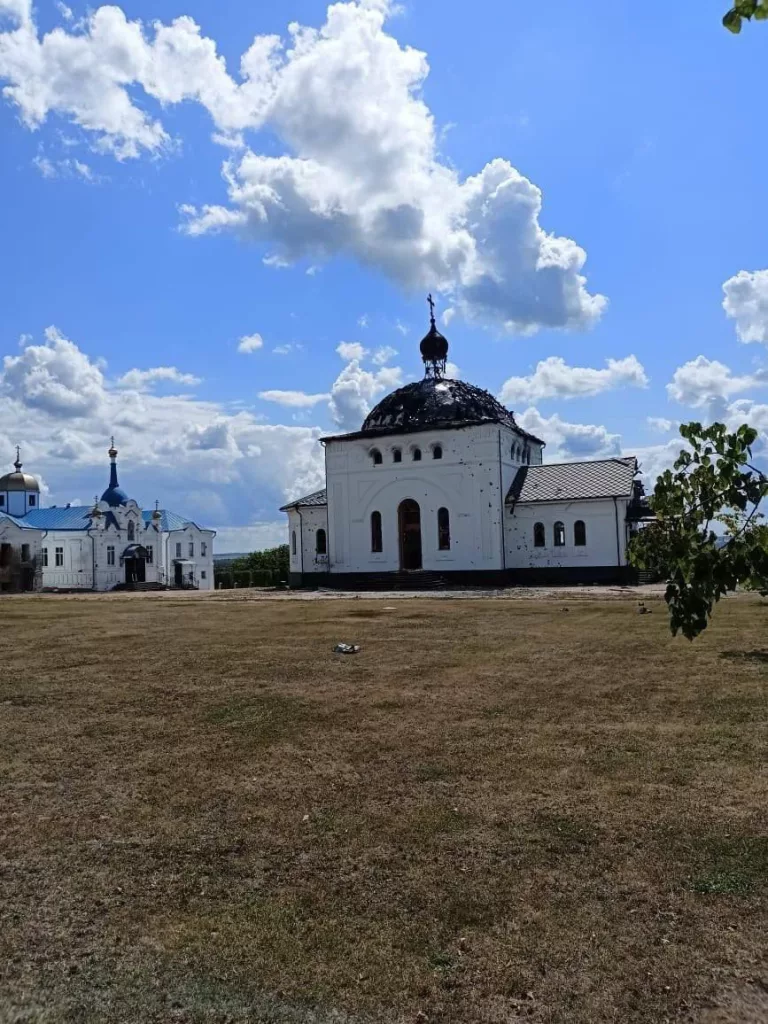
[419,293,449,378]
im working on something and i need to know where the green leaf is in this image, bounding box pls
[723,9,743,31]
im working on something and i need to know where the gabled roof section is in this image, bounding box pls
[0,511,40,531]
[507,457,638,505]
[22,506,94,530]
[141,509,192,532]
[280,488,328,512]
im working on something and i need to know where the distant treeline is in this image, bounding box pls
[214,545,289,588]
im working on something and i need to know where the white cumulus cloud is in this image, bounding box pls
[0,328,326,532]
[1,326,106,417]
[517,406,622,462]
[666,355,768,417]
[258,389,330,408]
[500,355,648,407]
[328,359,402,432]
[117,366,201,390]
[0,1,604,332]
[238,333,264,353]
[372,345,398,365]
[723,270,768,346]
[336,341,367,361]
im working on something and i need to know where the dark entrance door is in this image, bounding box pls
[398,499,422,571]
[174,562,183,587]
[125,557,146,585]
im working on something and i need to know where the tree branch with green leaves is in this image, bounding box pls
[723,1,768,32]
[629,422,768,640]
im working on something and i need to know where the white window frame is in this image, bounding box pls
[55,547,64,567]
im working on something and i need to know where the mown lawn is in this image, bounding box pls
[1,593,766,1023]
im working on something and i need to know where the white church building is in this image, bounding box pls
[282,304,649,588]
[0,442,215,593]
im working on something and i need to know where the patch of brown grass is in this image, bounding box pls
[0,594,767,1023]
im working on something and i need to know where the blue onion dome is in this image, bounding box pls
[100,438,129,507]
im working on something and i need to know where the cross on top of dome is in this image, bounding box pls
[419,293,449,378]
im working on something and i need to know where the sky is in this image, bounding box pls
[1,0,767,551]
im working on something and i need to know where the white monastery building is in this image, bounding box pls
[0,442,215,593]
[282,303,649,588]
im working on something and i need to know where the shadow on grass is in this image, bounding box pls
[719,649,768,663]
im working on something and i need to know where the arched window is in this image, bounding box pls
[524,447,530,465]
[392,448,402,463]
[291,530,297,556]
[433,444,443,460]
[512,444,518,461]
[371,511,383,553]
[574,520,586,547]
[554,521,566,547]
[534,522,545,548]
[316,528,327,555]
[127,520,135,541]
[371,448,382,466]
[437,507,451,550]
[412,447,422,462]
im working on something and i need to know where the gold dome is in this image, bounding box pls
[0,450,39,492]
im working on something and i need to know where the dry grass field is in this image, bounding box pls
[1,593,766,1024]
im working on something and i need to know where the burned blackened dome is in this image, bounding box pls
[361,377,517,436]
[419,322,449,366]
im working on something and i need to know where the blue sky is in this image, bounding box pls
[1,0,767,550]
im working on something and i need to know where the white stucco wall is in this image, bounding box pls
[288,505,329,576]
[0,518,42,590]
[505,498,630,569]
[322,424,541,574]
[165,526,216,590]
[37,503,215,591]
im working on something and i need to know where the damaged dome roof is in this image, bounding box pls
[360,377,518,436]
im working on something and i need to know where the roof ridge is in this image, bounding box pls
[529,455,636,469]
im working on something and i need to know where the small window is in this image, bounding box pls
[371,448,382,466]
[524,447,530,465]
[533,522,545,548]
[574,520,586,547]
[107,545,115,566]
[511,445,517,461]
[175,542,182,558]
[412,447,422,462]
[28,494,35,507]
[291,531,297,556]
[433,445,443,460]
[392,448,402,463]
[0,495,4,507]
[21,544,30,562]
[201,541,207,557]
[316,528,327,555]
[554,521,565,547]
[201,570,207,580]
[127,520,135,541]
[55,547,64,567]
[371,510,383,553]
[42,547,48,567]
[189,542,194,558]
[145,544,153,564]
[438,507,450,550]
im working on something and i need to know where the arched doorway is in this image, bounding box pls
[123,544,148,585]
[398,499,422,571]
